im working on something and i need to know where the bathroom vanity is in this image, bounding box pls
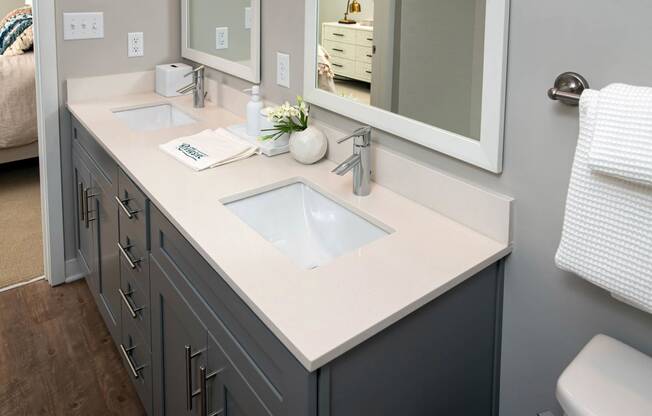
[67,83,511,415]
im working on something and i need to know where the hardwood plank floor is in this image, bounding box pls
[0,280,145,416]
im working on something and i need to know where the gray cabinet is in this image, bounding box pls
[71,114,504,416]
[72,132,121,343]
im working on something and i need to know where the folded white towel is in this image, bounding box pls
[159,128,259,171]
[556,89,652,313]
[589,83,652,186]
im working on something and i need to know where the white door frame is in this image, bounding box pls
[33,0,66,285]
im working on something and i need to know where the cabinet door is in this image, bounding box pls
[90,169,122,343]
[72,149,95,286]
[151,255,207,416]
[205,334,270,416]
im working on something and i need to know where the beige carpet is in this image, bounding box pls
[0,159,43,289]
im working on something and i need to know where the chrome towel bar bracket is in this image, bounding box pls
[548,72,590,106]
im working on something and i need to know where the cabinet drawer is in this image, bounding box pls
[356,30,374,47]
[330,56,356,78]
[117,170,149,249]
[118,231,149,292]
[150,206,314,415]
[324,39,355,61]
[121,265,151,346]
[356,45,373,64]
[355,61,373,82]
[323,25,356,44]
[72,117,117,188]
[121,314,153,415]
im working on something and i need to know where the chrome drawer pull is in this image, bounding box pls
[120,344,145,379]
[83,188,98,228]
[118,288,143,319]
[114,196,140,219]
[333,48,345,53]
[185,345,203,411]
[333,63,344,68]
[333,33,344,37]
[117,242,142,269]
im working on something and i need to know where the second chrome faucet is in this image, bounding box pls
[177,65,206,108]
[332,126,372,196]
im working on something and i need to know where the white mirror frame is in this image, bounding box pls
[304,0,510,173]
[182,0,261,83]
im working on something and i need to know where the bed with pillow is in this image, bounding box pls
[0,6,37,164]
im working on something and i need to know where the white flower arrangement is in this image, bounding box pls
[260,96,310,142]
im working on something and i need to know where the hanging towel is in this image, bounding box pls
[159,128,259,171]
[555,89,652,313]
[588,83,652,187]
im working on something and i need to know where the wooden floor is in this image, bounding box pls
[0,280,145,416]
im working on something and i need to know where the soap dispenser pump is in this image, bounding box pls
[245,86,263,137]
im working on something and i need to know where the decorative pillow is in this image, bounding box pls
[0,6,31,28]
[3,25,32,56]
[0,7,33,55]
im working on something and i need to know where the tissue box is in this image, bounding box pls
[156,63,192,97]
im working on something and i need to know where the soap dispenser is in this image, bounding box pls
[245,86,263,137]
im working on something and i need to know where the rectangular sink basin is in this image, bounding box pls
[113,103,196,131]
[224,181,391,269]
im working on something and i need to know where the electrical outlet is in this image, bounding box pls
[128,32,144,57]
[277,52,290,88]
[63,12,104,40]
[244,7,252,29]
[215,27,229,50]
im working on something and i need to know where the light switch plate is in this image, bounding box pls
[128,32,144,57]
[244,7,252,30]
[215,27,229,50]
[63,12,104,40]
[277,52,290,88]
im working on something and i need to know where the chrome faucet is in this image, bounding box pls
[177,65,206,108]
[332,126,372,196]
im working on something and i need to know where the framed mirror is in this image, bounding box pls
[304,0,509,172]
[182,0,261,83]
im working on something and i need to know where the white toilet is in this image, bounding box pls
[556,334,652,416]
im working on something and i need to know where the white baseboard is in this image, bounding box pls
[64,258,86,283]
[0,275,45,293]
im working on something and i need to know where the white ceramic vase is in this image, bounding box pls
[289,126,327,165]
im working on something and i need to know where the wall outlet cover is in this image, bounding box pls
[244,7,252,30]
[277,52,290,88]
[128,32,144,58]
[215,27,229,50]
[63,12,104,40]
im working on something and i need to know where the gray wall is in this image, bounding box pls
[55,0,652,414]
[206,1,652,415]
[56,0,181,260]
[0,0,26,18]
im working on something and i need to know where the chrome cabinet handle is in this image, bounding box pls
[119,288,143,319]
[333,32,344,37]
[117,242,142,269]
[83,188,98,228]
[120,344,145,379]
[332,63,344,68]
[198,366,220,416]
[78,182,85,222]
[185,345,202,411]
[333,48,344,52]
[114,196,139,219]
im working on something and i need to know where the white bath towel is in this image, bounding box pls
[160,128,259,171]
[588,83,652,187]
[555,89,652,313]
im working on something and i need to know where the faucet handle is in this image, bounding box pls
[184,65,205,78]
[337,126,372,145]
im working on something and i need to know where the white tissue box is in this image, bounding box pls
[156,63,192,97]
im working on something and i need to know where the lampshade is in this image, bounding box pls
[350,0,362,13]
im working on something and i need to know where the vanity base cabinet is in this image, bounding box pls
[70,114,504,416]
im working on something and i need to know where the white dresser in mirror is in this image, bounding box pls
[322,22,374,84]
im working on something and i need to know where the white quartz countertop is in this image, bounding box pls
[68,92,511,371]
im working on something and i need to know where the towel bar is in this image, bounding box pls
[548,72,589,106]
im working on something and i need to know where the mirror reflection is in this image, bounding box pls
[188,0,252,66]
[316,0,486,140]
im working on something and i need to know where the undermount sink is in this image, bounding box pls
[113,103,196,131]
[224,180,391,269]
